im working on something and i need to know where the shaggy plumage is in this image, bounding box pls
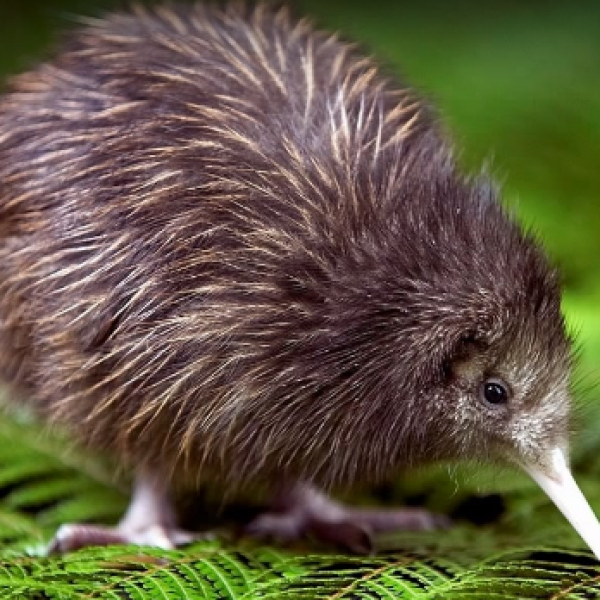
[0,3,570,500]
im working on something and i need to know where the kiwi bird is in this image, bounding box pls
[0,2,598,556]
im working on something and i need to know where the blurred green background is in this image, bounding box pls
[1,0,598,375]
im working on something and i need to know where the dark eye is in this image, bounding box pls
[480,378,510,406]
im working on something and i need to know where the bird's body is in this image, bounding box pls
[0,3,598,555]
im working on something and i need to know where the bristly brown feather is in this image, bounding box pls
[0,2,569,491]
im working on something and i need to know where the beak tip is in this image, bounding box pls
[524,448,600,562]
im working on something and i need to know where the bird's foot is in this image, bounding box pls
[246,483,450,554]
[47,473,198,553]
[48,522,197,553]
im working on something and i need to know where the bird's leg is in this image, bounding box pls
[246,482,450,553]
[48,473,197,553]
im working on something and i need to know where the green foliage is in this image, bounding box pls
[1,409,600,598]
[0,0,599,598]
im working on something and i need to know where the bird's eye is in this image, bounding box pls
[479,378,510,407]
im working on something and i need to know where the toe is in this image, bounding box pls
[47,524,126,554]
[409,509,452,531]
[432,513,453,530]
[349,507,452,532]
[123,524,201,549]
[245,512,306,544]
[309,519,374,555]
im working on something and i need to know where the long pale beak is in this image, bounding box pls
[524,447,600,560]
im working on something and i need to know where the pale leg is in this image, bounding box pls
[48,474,196,553]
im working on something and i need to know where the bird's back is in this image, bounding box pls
[0,4,529,489]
